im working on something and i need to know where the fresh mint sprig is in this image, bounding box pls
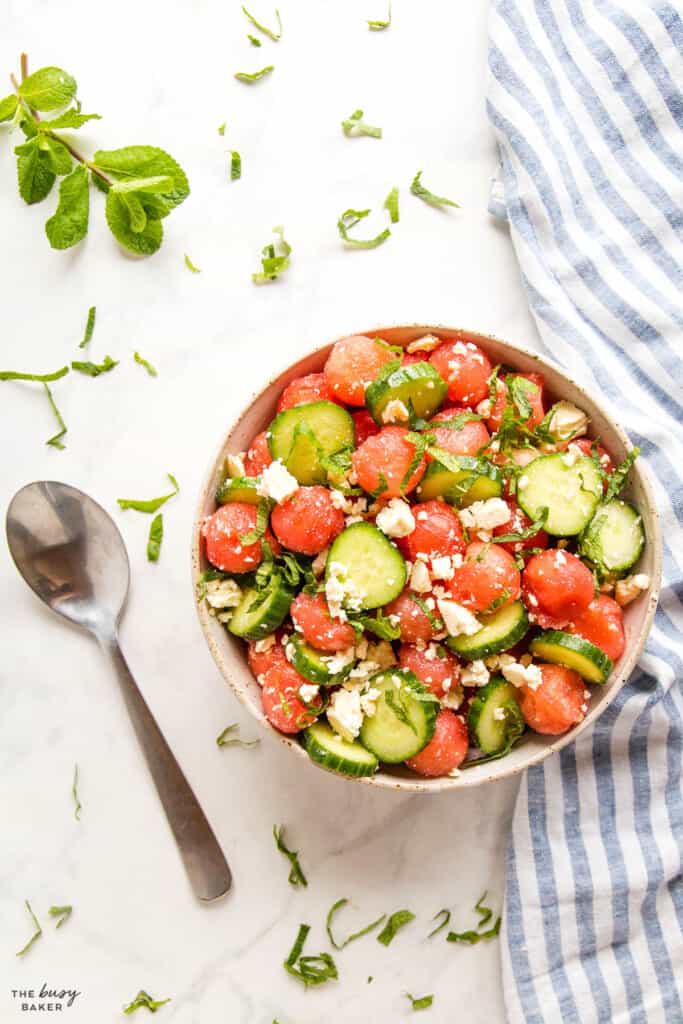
[341,109,382,139]
[410,170,459,209]
[1,54,189,256]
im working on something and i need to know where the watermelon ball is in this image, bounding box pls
[405,709,469,776]
[203,503,279,573]
[271,486,345,556]
[447,540,521,614]
[567,594,625,662]
[486,372,545,432]
[518,663,587,735]
[522,549,594,628]
[352,426,426,498]
[429,338,492,406]
[244,431,273,476]
[247,634,287,681]
[290,592,357,651]
[492,497,549,556]
[428,407,491,457]
[261,660,322,734]
[324,335,397,406]
[352,409,381,446]
[277,372,341,412]
[383,589,437,643]
[398,642,461,698]
[400,499,465,562]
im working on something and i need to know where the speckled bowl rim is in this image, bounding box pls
[192,324,662,792]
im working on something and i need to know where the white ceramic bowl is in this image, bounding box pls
[192,325,662,791]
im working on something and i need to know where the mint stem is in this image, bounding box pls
[20,52,27,81]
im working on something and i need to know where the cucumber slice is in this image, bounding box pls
[530,630,612,684]
[579,500,644,576]
[416,456,503,508]
[467,678,525,755]
[268,401,355,485]
[288,635,351,685]
[303,721,379,777]
[326,522,406,611]
[365,361,447,426]
[517,453,602,536]
[446,601,529,661]
[359,668,437,763]
[228,575,293,641]
[215,475,260,504]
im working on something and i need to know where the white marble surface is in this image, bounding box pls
[0,0,542,1019]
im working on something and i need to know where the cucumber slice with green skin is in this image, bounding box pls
[215,475,260,505]
[517,453,602,536]
[467,678,525,755]
[268,401,355,485]
[365,361,448,426]
[579,500,645,577]
[530,630,613,684]
[288,635,352,685]
[326,522,406,611]
[303,721,379,777]
[228,575,293,640]
[416,456,503,508]
[359,668,437,763]
[446,601,529,661]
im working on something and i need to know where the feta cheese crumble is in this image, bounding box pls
[615,573,650,607]
[459,498,511,538]
[324,561,364,621]
[437,599,481,638]
[205,578,242,610]
[298,683,320,703]
[256,459,299,503]
[430,555,455,580]
[410,560,432,593]
[327,687,363,741]
[375,498,415,538]
[381,399,411,425]
[225,452,247,478]
[548,401,589,441]
[502,661,543,690]
[460,660,490,688]
[406,334,441,353]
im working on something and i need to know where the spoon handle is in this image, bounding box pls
[99,634,232,902]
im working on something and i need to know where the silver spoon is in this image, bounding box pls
[6,480,232,903]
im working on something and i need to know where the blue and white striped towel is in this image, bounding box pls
[487,3,683,1021]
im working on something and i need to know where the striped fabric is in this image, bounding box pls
[487,2,683,1021]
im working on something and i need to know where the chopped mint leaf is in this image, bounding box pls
[604,448,640,503]
[406,993,433,1011]
[123,990,171,1015]
[217,122,226,136]
[0,365,68,382]
[341,109,382,139]
[283,924,338,988]
[507,375,537,420]
[367,3,391,29]
[493,508,547,544]
[71,355,118,377]
[273,824,307,887]
[146,513,163,562]
[48,905,73,929]
[377,909,415,946]
[72,763,81,820]
[248,33,262,45]
[337,208,390,249]
[384,186,399,223]
[326,898,386,949]
[253,225,291,283]
[134,352,157,377]
[427,908,450,938]
[19,66,77,111]
[79,305,96,348]
[117,473,179,513]
[234,65,274,83]
[242,5,282,40]
[410,170,459,209]
[16,900,42,957]
[0,93,18,122]
[45,383,67,449]
[230,150,241,181]
[45,164,89,249]
[184,253,201,273]
[216,724,260,748]
[475,891,493,928]
[446,892,501,943]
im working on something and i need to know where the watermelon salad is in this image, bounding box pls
[197,333,650,779]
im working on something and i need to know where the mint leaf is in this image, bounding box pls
[93,146,189,209]
[111,175,175,195]
[341,109,382,139]
[604,447,640,503]
[0,93,18,122]
[184,253,201,273]
[427,908,451,938]
[45,165,89,249]
[283,925,338,989]
[147,513,163,561]
[0,365,68,381]
[326,898,386,949]
[117,473,179,513]
[248,33,262,45]
[134,351,157,376]
[40,109,100,130]
[377,909,415,946]
[384,186,399,223]
[71,355,118,377]
[410,169,459,209]
[273,824,307,887]
[253,225,291,283]
[217,122,226,136]
[123,991,171,1015]
[406,993,433,1012]
[19,66,77,111]
[79,306,96,348]
[368,3,391,29]
[41,135,73,175]
[337,207,390,249]
[48,905,73,929]
[72,763,81,820]
[242,6,282,40]
[230,150,241,180]
[216,724,260,748]
[105,190,163,255]
[15,138,56,204]
[16,900,42,957]
[234,66,274,83]
[45,384,67,449]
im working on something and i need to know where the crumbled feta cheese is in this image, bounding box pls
[330,491,368,516]
[360,686,381,717]
[615,573,650,607]
[376,498,415,538]
[312,547,329,577]
[381,399,411,425]
[285,642,296,662]
[330,489,348,510]
[485,652,516,671]
[476,398,492,417]
[410,560,432,593]
[555,550,567,566]
[345,515,365,526]
[548,401,589,441]
[256,459,299,503]
[325,561,364,621]
[461,660,490,687]
[406,334,441,353]
[437,599,481,638]
[205,578,243,610]
[417,510,428,521]
[327,688,363,741]
[527,592,538,607]
[430,555,455,580]
[369,640,397,668]
[423,643,439,662]
[517,474,529,489]
[493,707,506,721]
[502,661,543,690]
[254,634,276,654]
[459,498,511,534]
[441,685,464,710]
[322,646,357,674]
[561,448,578,467]
[299,683,320,703]
[225,452,246,478]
